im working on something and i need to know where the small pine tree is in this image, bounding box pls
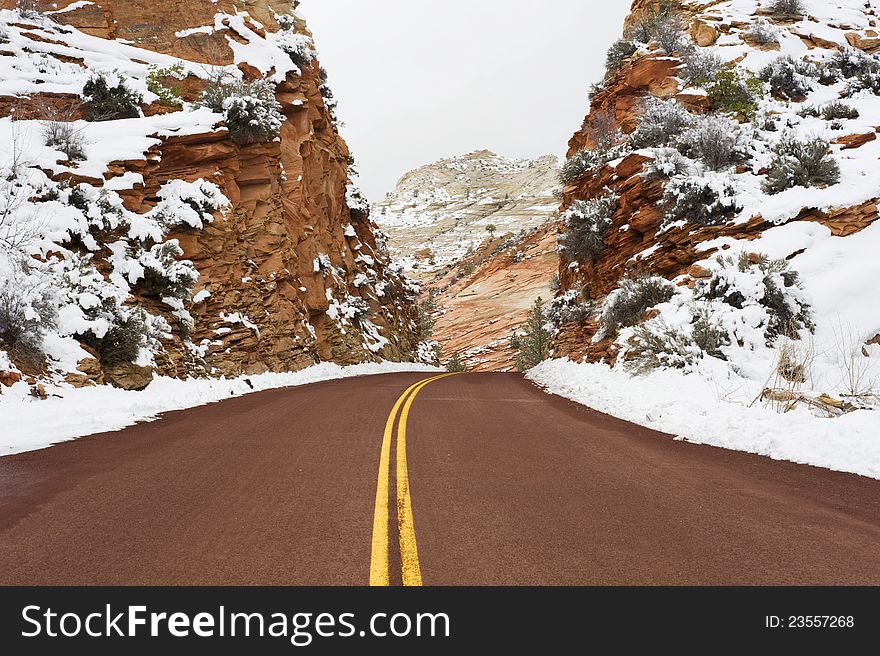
[486,224,497,238]
[445,351,467,372]
[418,296,436,338]
[513,297,551,372]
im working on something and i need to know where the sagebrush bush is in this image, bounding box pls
[682,48,724,85]
[663,173,741,227]
[770,0,805,18]
[606,39,638,75]
[645,147,693,179]
[629,98,693,149]
[675,114,749,170]
[844,69,880,96]
[652,13,690,54]
[759,56,819,100]
[706,68,764,117]
[600,276,676,336]
[799,100,859,120]
[558,195,616,262]
[42,120,85,161]
[746,18,780,45]
[696,253,813,339]
[559,144,626,185]
[832,46,880,80]
[692,307,729,358]
[548,289,593,326]
[625,321,696,374]
[16,0,39,18]
[0,279,57,367]
[762,135,840,194]
[82,73,142,121]
[628,4,689,54]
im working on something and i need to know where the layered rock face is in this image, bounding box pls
[0,1,419,388]
[426,225,557,371]
[375,150,559,276]
[554,0,880,366]
[376,151,559,370]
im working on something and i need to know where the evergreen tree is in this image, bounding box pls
[513,297,551,372]
[445,351,467,372]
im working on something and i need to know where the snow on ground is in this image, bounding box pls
[0,362,439,456]
[528,359,880,480]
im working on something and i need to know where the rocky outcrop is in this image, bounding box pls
[0,0,419,386]
[375,150,559,277]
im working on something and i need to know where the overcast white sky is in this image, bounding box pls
[304,1,631,200]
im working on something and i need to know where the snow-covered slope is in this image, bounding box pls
[375,150,560,274]
[545,0,880,475]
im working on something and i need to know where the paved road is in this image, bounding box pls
[1,372,878,585]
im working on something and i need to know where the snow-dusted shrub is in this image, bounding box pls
[799,100,859,120]
[146,63,184,108]
[645,147,693,179]
[770,0,805,18]
[137,241,198,300]
[706,68,764,117]
[691,307,730,358]
[0,277,57,367]
[675,114,749,170]
[762,135,839,194]
[82,72,142,121]
[16,0,39,18]
[416,339,441,365]
[276,30,316,71]
[558,195,616,262]
[628,3,689,53]
[663,173,741,227]
[832,46,880,80]
[629,98,693,149]
[758,56,819,100]
[625,320,697,374]
[560,146,623,185]
[682,48,724,85]
[606,39,638,75]
[695,253,813,340]
[651,13,690,54]
[42,120,85,161]
[745,18,780,45]
[151,179,227,231]
[548,289,594,326]
[346,183,370,221]
[79,309,147,367]
[216,79,284,144]
[275,13,296,31]
[600,275,676,336]
[685,122,740,168]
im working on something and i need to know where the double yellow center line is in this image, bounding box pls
[369,373,458,586]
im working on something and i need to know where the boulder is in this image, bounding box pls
[104,363,155,391]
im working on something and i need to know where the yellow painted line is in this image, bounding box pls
[369,374,450,586]
[396,373,458,586]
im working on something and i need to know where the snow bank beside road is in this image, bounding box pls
[527,359,880,480]
[0,363,439,456]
